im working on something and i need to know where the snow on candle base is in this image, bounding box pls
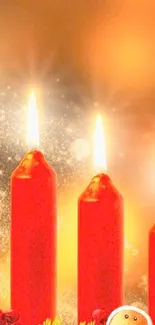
[11,150,57,325]
[78,173,124,324]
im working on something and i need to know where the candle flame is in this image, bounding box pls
[93,113,107,173]
[27,91,39,149]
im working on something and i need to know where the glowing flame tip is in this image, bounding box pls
[26,91,39,149]
[93,113,107,174]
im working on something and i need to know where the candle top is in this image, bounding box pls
[11,150,54,179]
[79,173,121,201]
[150,224,155,233]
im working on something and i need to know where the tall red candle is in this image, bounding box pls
[78,173,124,324]
[11,150,57,325]
[148,226,155,323]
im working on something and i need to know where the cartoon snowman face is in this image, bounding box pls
[106,306,152,325]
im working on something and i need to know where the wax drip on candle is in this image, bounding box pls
[80,173,112,200]
[12,150,50,178]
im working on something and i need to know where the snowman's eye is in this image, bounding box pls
[134,317,137,321]
[125,315,129,319]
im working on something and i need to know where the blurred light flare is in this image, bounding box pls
[26,91,39,149]
[70,138,90,161]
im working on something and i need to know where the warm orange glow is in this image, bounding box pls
[93,113,107,174]
[1,184,149,308]
[0,254,10,310]
[26,91,39,149]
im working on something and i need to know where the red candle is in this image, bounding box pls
[78,173,124,324]
[11,150,57,325]
[148,226,155,323]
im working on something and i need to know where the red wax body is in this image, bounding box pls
[11,150,57,325]
[78,174,124,324]
[149,226,155,324]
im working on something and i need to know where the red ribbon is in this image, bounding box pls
[0,310,19,324]
[92,309,108,325]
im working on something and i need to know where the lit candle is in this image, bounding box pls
[148,226,155,323]
[11,92,57,325]
[78,114,124,324]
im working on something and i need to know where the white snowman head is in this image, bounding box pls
[106,306,152,325]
